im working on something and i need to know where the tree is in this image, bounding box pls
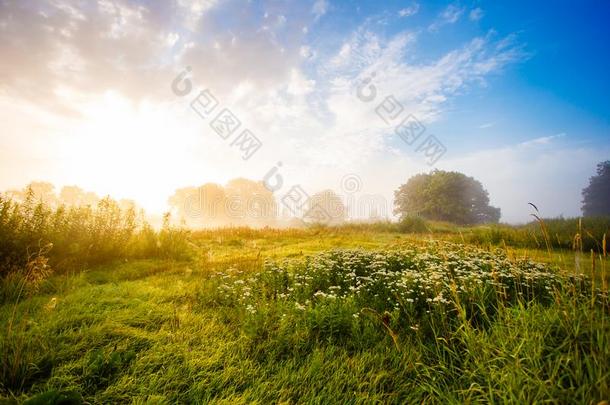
[6,181,58,206]
[225,178,277,227]
[393,170,501,225]
[59,185,100,207]
[27,181,57,205]
[582,161,610,217]
[167,178,278,228]
[305,190,346,225]
[168,183,228,227]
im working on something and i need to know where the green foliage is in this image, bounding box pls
[157,214,192,261]
[23,390,82,405]
[0,225,608,403]
[83,348,136,393]
[0,194,134,273]
[394,170,501,224]
[462,217,610,252]
[397,215,428,233]
[0,195,190,274]
[582,161,610,217]
[334,220,399,233]
[0,195,192,306]
[0,331,54,394]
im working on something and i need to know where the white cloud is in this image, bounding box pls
[287,69,316,95]
[429,4,464,31]
[469,7,484,22]
[231,25,526,192]
[518,133,566,147]
[178,0,218,31]
[300,45,316,59]
[312,0,329,20]
[478,121,496,129]
[398,3,420,18]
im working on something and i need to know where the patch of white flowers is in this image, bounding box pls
[211,242,592,319]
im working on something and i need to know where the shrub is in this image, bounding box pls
[397,216,428,233]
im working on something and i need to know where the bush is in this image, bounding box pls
[397,216,428,233]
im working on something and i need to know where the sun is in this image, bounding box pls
[57,91,200,214]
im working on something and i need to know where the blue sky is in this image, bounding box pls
[312,0,610,150]
[0,0,608,222]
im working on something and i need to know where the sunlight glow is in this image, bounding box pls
[58,92,199,213]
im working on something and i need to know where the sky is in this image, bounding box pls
[0,0,608,223]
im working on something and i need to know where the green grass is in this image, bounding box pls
[1,227,609,403]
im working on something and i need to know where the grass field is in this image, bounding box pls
[3,1,610,402]
[1,223,609,404]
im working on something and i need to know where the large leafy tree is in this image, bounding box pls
[168,183,228,227]
[582,161,610,217]
[59,185,100,207]
[224,178,277,226]
[168,179,278,228]
[6,181,58,206]
[393,170,501,225]
[305,190,346,225]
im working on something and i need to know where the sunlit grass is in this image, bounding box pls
[1,199,609,402]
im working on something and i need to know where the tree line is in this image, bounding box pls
[3,160,609,228]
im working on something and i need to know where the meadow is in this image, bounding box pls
[0,196,609,403]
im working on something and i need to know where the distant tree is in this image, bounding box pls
[59,185,83,206]
[225,178,277,226]
[28,181,57,205]
[168,179,277,228]
[6,181,58,206]
[4,188,26,202]
[59,185,100,207]
[169,186,197,221]
[582,161,610,217]
[118,199,139,213]
[305,190,346,225]
[168,183,227,227]
[393,170,501,225]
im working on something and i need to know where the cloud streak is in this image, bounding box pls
[429,4,464,31]
[398,4,420,18]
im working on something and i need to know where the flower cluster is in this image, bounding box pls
[210,242,593,333]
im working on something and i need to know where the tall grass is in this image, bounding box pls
[0,194,190,303]
[462,217,610,252]
[0,195,191,397]
[331,216,610,254]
